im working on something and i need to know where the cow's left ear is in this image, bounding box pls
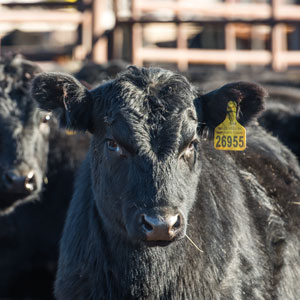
[31,72,93,132]
[195,81,267,130]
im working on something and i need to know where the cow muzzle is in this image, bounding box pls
[139,212,184,243]
[2,170,37,195]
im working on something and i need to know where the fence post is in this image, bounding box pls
[92,0,108,63]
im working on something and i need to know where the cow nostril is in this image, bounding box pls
[171,214,181,230]
[141,214,153,232]
[25,171,36,191]
[3,171,18,186]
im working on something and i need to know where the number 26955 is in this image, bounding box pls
[215,135,244,148]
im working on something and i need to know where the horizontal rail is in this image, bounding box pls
[133,0,300,21]
[134,2,271,20]
[135,48,272,65]
[0,10,83,23]
[1,1,79,8]
[278,51,300,65]
[116,18,300,26]
[274,5,300,21]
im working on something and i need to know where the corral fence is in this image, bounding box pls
[1,0,300,71]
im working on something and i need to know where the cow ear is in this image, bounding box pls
[195,81,266,131]
[31,72,93,132]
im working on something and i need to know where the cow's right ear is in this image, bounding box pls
[31,72,93,132]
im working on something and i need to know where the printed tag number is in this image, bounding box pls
[214,101,246,151]
[215,135,244,149]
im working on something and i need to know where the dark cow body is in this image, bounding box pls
[74,60,128,88]
[258,90,300,163]
[0,55,90,299]
[32,66,300,300]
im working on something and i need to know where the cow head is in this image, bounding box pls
[32,66,266,246]
[0,55,51,214]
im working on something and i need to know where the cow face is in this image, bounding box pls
[0,56,50,214]
[32,66,265,246]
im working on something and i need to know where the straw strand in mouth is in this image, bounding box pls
[185,234,203,253]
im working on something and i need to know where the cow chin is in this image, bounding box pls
[0,192,39,215]
[143,240,174,247]
[0,170,43,214]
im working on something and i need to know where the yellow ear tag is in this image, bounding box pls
[214,101,246,151]
[65,129,77,135]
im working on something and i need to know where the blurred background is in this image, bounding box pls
[1,0,300,74]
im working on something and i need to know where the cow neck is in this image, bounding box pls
[90,202,189,298]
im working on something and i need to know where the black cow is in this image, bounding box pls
[258,86,300,163]
[0,55,89,299]
[0,54,46,213]
[32,66,300,300]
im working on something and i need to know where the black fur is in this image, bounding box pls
[0,55,90,299]
[74,60,128,88]
[32,66,300,300]
[0,54,45,212]
[259,97,300,163]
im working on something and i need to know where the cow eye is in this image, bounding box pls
[180,140,198,161]
[41,113,51,123]
[107,139,121,152]
[186,140,198,154]
[188,141,196,151]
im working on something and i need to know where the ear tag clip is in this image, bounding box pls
[65,129,77,135]
[214,101,246,151]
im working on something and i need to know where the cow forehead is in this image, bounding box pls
[96,67,198,157]
[111,66,196,112]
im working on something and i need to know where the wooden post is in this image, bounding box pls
[272,23,287,71]
[177,24,188,71]
[131,0,143,66]
[271,0,287,71]
[225,0,236,71]
[176,0,188,71]
[73,5,92,60]
[82,5,93,56]
[92,0,108,63]
[225,23,236,71]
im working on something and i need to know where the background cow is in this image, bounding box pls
[258,86,300,162]
[0,55,90,299]
[32,66,300,300]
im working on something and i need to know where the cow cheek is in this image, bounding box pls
[33,131,49,191]
[92,158,129,231]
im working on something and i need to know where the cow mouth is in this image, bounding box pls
[0,190,37,208]
[143,240,174,247]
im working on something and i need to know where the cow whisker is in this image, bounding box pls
[185,234,203,253]
[290,202,300,205]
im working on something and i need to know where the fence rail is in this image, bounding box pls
[115,0,300,71]
[1,0,300,71]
